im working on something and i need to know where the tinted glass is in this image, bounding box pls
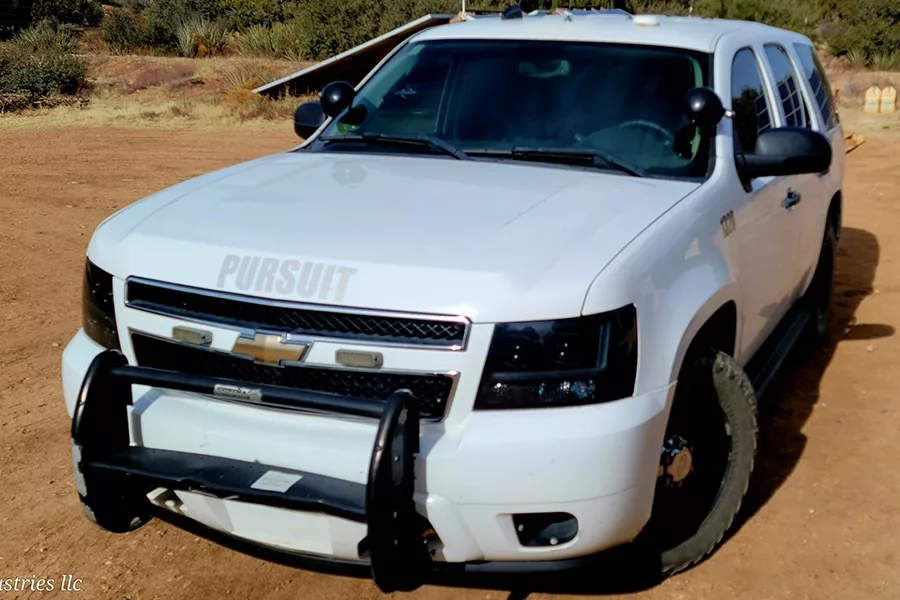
[731,48,772,153]
[764,44,810,128]
[794,43,840,130]
[312,40,713,180]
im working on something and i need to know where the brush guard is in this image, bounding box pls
[71,349,429,593]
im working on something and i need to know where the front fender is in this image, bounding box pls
[634,262,739,396]
[660,273,740,384]
[583,199,739,396]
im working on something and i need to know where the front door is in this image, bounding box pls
[728,47,802,360]
[761,43,830,294]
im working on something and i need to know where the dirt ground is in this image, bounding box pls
[1,123,899,600]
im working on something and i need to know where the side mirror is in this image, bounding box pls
[738,127,833,179]
[320,81,356,118]
[294,101,326,139]
[685,86,726,128]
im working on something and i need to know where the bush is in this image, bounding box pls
[14,20,78,54]
[822,0,900,58]
[870,51,900,71]
[846,48,868,70]
[235,20,304,59]
[0,43,86,98]
[30,0,103,26]
[175,15,230,56]
[221,61,275,90]
[145,0,219,24]
[216,0,300,29]
[293,0,381,61]
[100,9,177,53]
[694,0,818,35]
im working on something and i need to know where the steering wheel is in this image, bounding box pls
[613,120,675,146]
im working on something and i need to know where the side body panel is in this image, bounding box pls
[719,35,806,361]
[584,28,838,395]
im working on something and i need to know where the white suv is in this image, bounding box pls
[64,9,843,593]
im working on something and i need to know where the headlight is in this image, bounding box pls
[82,259,120,350]
[474,305,637,410]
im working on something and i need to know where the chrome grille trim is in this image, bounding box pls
[124,277,471,351]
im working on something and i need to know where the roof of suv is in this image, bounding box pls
[412,12,799,53]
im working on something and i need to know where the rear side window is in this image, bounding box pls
[794,43,840,130]
[731,48,772,153]
[764,44,810,128]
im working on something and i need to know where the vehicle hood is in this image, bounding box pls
[89,151,698,322]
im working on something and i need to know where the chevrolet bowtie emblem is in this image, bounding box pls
[232,332,311,367]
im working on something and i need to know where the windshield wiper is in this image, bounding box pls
[465,147,646,177]
[319,133,469,160]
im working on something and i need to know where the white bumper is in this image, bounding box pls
[63,329,673,564]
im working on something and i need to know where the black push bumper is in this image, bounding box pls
[72,349,428,593]
[71,350,659,593]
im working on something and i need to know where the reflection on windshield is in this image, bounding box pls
[311,40,712,180]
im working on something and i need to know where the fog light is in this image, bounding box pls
[512,512,578,547]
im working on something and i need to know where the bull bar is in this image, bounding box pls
[71,349,429,593]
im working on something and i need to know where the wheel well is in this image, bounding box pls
[682,301,737,372]
[827,191,842,240]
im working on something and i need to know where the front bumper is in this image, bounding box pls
[64,330,674,591]
[72,348,428,592]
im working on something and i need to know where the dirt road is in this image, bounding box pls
[1,126,899,600]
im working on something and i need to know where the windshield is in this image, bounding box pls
[308,39,713,180]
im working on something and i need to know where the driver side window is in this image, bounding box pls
[731,48,773,154]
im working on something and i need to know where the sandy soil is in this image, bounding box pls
[1,125,899,600]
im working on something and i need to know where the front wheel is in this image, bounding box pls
[645,349,758,576]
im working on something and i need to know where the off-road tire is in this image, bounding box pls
[801,224,837,345]
[648,349,758,577]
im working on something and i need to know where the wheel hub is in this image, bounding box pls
[659,435,693,487]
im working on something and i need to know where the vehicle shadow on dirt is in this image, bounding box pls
[730,226,890,527]
[431,227,889,599]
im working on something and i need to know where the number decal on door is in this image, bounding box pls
[721,211,736,238]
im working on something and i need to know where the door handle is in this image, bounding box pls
[783,189,802,210]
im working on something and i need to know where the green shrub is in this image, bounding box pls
[694,0,818,35]
[235,23,271,54]
[235,20,304,59]
[175,15,230,56]
[221,60,279,90]
[293,0,381,61]
[145,0,220,24]
[100,9,178,53]
[30,0,103,26]
[14,20,78,54]
[846,48,868,70]
[0,43,86,98]
[870,51,900,71]
[216,0,300,29]
[823,0,900,58]
[630,0,692,14]
[374,0,458,33]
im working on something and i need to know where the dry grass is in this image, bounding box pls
[129,64,196,92]
[0,53,313,131]
[0,95,302,131]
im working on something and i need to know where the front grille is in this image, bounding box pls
[126,279,468,348]
[131,333,453,420]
